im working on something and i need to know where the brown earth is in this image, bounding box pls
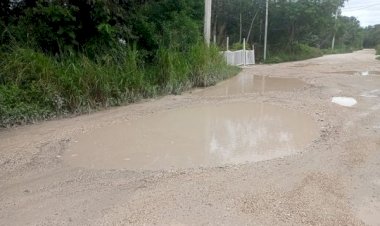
[1,50,380,225]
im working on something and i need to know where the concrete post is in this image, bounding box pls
[204,0,212,46]
[227,37,229,51]
[243,38,246,66]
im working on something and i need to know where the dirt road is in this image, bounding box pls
[1,50,380,225]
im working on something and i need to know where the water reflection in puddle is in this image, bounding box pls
[65,102,318,170]
[193,73,306,97]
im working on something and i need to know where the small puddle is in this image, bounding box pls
[332,97,357,107]
[357,71,380,76]
[361,89,380,98]
[193,74,306,97]
[65,102,318,170]
[369,71,380,75]
[361,71,369,76]
[329,71,380,76]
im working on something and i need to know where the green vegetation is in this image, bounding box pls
[376,45,380,56]
[363,25,380,58]
[213,0,362,62]
[321,48,353,55]
[265,44,323,64]
[0,0,238,127]
[0,0,366,127]
[363,25,380,49]
[0,43,238,127]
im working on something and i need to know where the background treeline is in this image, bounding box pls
[363,25,380,55]
[212,0,363,62]
[0,0,366,126]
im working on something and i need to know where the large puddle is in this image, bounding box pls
[193,74,306,97]
[65,102,318,170]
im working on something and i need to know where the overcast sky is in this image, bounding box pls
[342,0,380,27]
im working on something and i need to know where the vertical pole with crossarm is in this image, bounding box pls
[204,0,212,46]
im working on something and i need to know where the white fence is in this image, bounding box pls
[221,37,255,66]
[223,50,255,66]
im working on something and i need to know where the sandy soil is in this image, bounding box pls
[1,50,380,225]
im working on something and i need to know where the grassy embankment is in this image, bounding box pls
[265,43,360,63]
[265,44,323,63]
[0,44,239,127]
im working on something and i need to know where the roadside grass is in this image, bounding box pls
[376,44,380,55]
[375,45,380,60]
[321,48,354,55]
[0,44,240,127]
[265,44,323,64]
[264,44,362,64]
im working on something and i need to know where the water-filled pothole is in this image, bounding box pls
[328,71,380,76]
[332,97,357,107]
[361,89,380,98]
[193,74,306,97]
[65,102,318,170]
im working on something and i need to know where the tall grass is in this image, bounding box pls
[0,43,239,127]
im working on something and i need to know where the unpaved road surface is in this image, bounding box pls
[1,50,380,225]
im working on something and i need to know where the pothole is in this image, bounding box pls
[369,71,380,75]
[356,71,380,76]
[193,74,306,97]
[329,71,380,76]
[361,89,380,98]
[332,97,357,107]
[64,102,318,171]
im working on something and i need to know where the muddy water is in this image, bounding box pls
[65,102,318,170]
[193,73,306,97]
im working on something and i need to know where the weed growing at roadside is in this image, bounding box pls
[0,44,239,127]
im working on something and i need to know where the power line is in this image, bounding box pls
[343,3,380,11]
[344,0,380,8]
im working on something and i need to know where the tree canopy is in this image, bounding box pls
[212,0,362,52]
[0,0,364,57]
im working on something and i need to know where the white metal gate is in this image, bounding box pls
[221,38,256,66]
[223,50,255,66]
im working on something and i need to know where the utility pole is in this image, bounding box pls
[331,7,339,51]
[239,0,242,43]
[204,0,212,46]
[263,0,269,61]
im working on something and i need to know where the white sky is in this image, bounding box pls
[342,0,380,27]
